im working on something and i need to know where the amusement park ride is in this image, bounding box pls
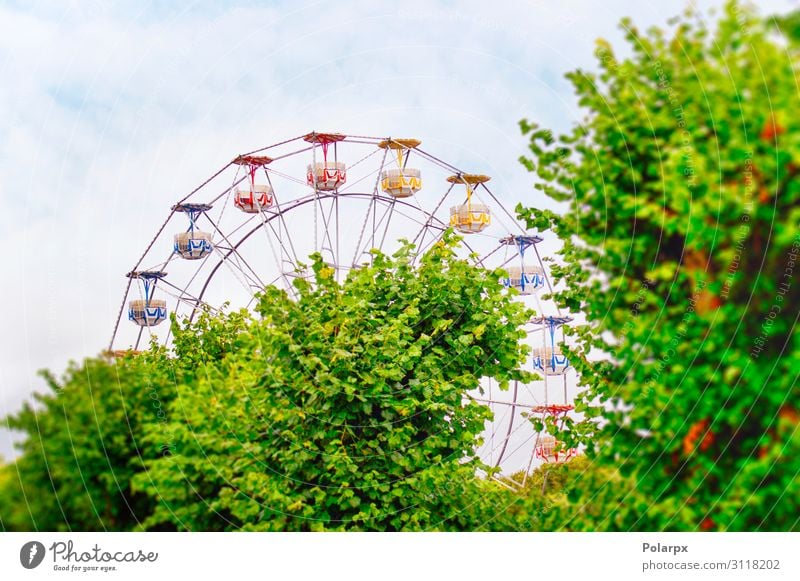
[108,132,581,487]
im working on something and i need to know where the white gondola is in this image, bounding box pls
[449,203,491,234]
[447,174,491,234]
[378,138,422,198]
[172,203,213,260]
[502,265,545,294]
[535,434,574,464]
[307,161,346,191]
[235,184,274,213]
[381,168,421,198]
[128,298,167,327]
[532,346,570,375]
[174,231,213,260]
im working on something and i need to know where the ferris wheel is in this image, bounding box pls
[108,131,581,480]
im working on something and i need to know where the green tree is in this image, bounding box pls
[518,0,800,530]
[133,235,532,531]
[0,352,175,530]
[0,303,270,531]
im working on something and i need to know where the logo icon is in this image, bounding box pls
[20,541,46,569]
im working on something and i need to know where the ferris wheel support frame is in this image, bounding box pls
[108,131,581,480]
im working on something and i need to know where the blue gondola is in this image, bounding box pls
[127,271,167,326]
[172,203,213,260]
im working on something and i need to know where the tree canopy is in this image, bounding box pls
[518,0,799,530]
[2,236,539,531]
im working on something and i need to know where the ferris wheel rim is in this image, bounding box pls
[184,189,501,324]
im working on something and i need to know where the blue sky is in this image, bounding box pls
[0,0,796,460]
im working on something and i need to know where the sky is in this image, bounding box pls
[1,0,797,462]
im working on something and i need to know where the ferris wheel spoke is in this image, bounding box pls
[333,149,384,194]
[209,245,263,297]
[532,242,564,318]
[501,429,540,468]
[260,217,301,299]
[413,147,463,174]
[316,195,339,267]
[267,144,315,164]
[108,277,134,350]
[176,160,235,205]
[477,399,540,470]
[413,225,446,259]
[480,401,511,466]
[133,326,144,351]
[261,166,308,188]
[520,434,541,488]
[410,182,456,249]
[351,195,376,268]
[473,242,506,268]
[152,250,179,274]
[484,410,538,464]
[494,380,519,467]
[266,176,305,277]
[249,178,303,298]
[217,212,259,240]
[351,196,419,266]
[477,183,527,236]
[350,146,390,267]
[157,277,217,313]
[340,137,387,146]
[203,214,267,290]
[375,199,398,255]
[205,173,249,208]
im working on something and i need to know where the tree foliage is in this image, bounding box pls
[2,235,534,531]
[518,0,800,530]
[0,351,179,531]
[133,236,532,531]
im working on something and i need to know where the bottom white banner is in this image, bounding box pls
[0,532,797,580]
